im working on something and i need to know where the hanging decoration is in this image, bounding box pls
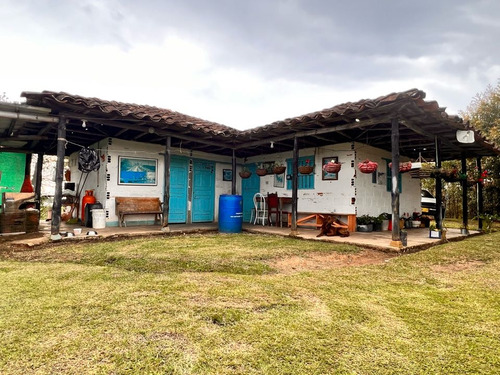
[78,147,100,173]
[322,160,342,174]
[389,161,412,173]
[357,159,378,174]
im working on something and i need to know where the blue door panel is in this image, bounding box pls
[192,159,215,222]
[168,156,188,223]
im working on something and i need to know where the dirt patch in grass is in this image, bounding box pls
[269,249,397,273]
[430,260,486,273]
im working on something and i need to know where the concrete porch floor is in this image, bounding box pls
[1,219,480,252]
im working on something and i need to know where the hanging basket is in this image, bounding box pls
[273,166,286,175]
[389,161,412,173]
[322,162,341,174]
[298,165,314,175]
[357,160,378,174]
[239,171,252,179]
[256,168,268,176]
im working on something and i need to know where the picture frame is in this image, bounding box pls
[322,156,339,181]
[274,173,285,188]
[222,169,233,181]
[118,156,157,185]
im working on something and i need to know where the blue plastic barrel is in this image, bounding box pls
[218,194,243,233]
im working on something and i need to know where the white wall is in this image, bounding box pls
[355,143,421,217]
[245,143,357,214]
[69,138,238,225]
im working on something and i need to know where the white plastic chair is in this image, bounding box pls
[253,193,268,225]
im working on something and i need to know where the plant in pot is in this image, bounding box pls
[356,214,374,232]
[358,159,378,174]
[323,159,342,174]
[239,167,252,179]
[372,215,384,231]
[256,163,267,176]
[272,162,286,175]
[378,212,391,231]
[298,159,314,174]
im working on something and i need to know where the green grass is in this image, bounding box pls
[0,232,499,374]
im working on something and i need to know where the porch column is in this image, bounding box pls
[390,118,401,247]
[434,137,443,229]
[162,136,171,231]
[231,149,236,195]
[476,157,484,230]
[50,116,66,240]
[461,153,469,233]
[291,135,298,235]
[34,152,44,210]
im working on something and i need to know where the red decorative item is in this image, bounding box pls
[239,171,252,179]
[357,159,378,174]
[81,190,96,222]
[389,161,412,173]
[298,166,314,174]
[256,168,267,176]
[322,161,341,174]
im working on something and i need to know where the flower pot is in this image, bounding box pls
[381,219,389,231]
[273,166,286,174]
[322,162,341,174]
[357,224,373,232]
[389,161,412,173]
[357,159,378,174]
[298,166,314,175]
[239,171,252,179]
[256,168,267,176]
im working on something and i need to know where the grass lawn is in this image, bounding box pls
[0,232,499,374]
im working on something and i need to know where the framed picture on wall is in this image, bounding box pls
[222,169,233,181]
[322,156,339,180]
[118,156,157,185]
[274,173,285,188]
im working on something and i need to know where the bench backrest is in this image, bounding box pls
[115,197,162,213]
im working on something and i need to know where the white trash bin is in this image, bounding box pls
[92,209,106,229]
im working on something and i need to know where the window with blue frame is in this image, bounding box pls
[286,156,315,190]
[386,160,402,193]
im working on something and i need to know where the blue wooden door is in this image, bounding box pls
[242,164,260,222]
[192,159,215,222]
[168,156,189,223]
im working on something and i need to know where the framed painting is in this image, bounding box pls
[274,173,285,188]
[118,156,157,185]
[222,169,233,181]
[322,156,339,180]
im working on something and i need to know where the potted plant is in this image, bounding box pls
[373,215,383,231]
[356,214,374,232]
[298,159,314,175]
[358,159,378,174]
[378,212,391,231]
[429,224,442,239]
[239,167,252,179]
[323,159,342,174]
[272,162,286,175]
[256,163,267,176]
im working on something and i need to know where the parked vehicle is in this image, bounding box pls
[421,189,445,217]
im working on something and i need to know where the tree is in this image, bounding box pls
[460,80,500,216]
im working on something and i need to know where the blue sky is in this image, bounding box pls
[1,0,499,129]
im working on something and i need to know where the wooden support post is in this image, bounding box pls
[390,118,402,247]
[50,116,66,240]
[162,136,171,231]
[461,153,468,233]
[291,136,298,235]
[435,137,443,229]
[34,153,44,210]
[231,149,236,195]
[476,157,484,230]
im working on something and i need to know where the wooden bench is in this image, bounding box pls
[288,212,356,232]
[115,197,163,227]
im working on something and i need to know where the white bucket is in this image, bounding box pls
[92,209,106,229]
